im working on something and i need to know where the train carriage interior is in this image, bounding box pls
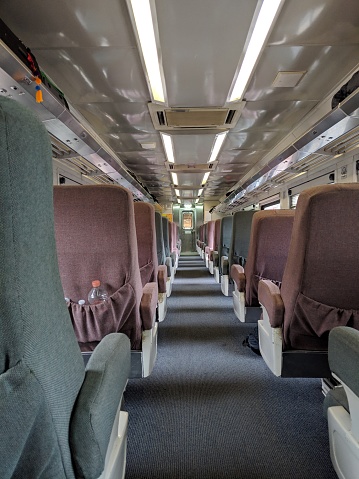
[1,1,359,478]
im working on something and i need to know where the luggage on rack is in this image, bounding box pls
[332,71,359,108]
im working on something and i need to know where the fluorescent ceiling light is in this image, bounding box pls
[177,198,181,204]
[175,189,180,196]
[229,0,283,102]
[195,198,199,204]
[202,172,210,185]
[129,0,166,103]
[161,133,175,163]
[208,131,228,163]
[198,188,203,196]
[171,172,178,186]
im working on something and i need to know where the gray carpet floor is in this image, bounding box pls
[124,255,337,479]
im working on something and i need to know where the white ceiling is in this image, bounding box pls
[1,0,359,205]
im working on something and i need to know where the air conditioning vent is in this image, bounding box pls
[157,110,166,126]
[148,103,245,131]
[225,109,236,125]
[165,162,218,172]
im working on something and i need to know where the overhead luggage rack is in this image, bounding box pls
[0,20,153,202]
[217,87,359,213]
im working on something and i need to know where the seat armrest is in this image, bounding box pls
[70,333,130,479]
[165,257,172,276]
[141,282,159,330]
[157,265,167,294]
[258,280,284,327]
[221,256,229,275]
[230,264,245,291]
[329,327,359,399]
[329,327,359,440]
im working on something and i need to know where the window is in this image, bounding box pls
[261,200,280,210]
[182,211,193,230]
[290,194,299,209]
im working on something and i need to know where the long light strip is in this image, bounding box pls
[177,198,181,203]
[161,133,175,163]
[198,188,203,196]
[202,172,210,185]
[129,0,165,103]
[171,172,178,186]
[175,189,180,196]
[229,0,283,102]
[208,131,228,163]
[195,198,199,204]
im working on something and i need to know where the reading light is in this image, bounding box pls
[202,172,210,185]
[229,0,284,102]
[198,188,203,196]
[171,172,178,186]
[175,189,180,196]
[161,133,175,163]
[208,131,228,163]
[128,0,166,103]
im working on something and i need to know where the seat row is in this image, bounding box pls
[54,186,180,378]
[197,185,359,379]
[0,97,180,479]
[197,185,359,479]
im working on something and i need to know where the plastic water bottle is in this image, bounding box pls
[88,280,109,305]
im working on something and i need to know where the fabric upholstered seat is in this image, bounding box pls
[134,203,167,323]
[0,97,130,479]
[162,216,175,292]
[230,210,290,322]
[204,220,215,269]
[200,222,208,259]
[209,219,221,275]
[157,213,172,298]
[258,184,359,377]
[219,216,233,294]
[169,221,179,270]
[154,211,169,319]
[54,185,157,378]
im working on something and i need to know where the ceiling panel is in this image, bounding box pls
[0,0,136,49]
[102,132,161,153]
[156,0,258,107]
[172,134,217,164]
[220,150,264,165]
[226,130,281,152]
[0,0,358,205]
[32,47,149,105]
[268,0,359,47]
[245,44,359,102]
[76,101,153,134]
[232,99,318,132]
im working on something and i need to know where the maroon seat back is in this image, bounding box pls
[169,221,179,254]
[134,202,158,287]
[204,222,208,246]
[281,184,359,351]
[244,210,295,307]
[214,219,221,251]
[205,220,215,253]
[54,185,142,350]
